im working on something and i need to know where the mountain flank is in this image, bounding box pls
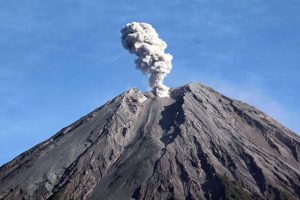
[0,83,299,200]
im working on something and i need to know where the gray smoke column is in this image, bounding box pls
[121,22,173,97]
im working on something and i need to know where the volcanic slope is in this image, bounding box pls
[0,83,300,200]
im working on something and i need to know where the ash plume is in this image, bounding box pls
[121,22,173,97]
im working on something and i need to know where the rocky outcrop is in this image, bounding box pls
[0,83,299,200]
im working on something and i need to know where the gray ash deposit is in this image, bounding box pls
[0,83,300,200]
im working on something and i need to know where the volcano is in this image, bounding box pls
[0,83,299,200]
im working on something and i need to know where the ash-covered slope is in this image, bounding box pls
[0,83,300,200]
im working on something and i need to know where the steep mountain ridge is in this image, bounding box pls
[0,83,299,200]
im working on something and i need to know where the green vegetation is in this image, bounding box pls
[218,175,297,200]
[48,183,68,200]
[278,190,295,200]
[218,175,253,200]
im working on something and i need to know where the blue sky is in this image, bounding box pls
[0,0,299,165]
